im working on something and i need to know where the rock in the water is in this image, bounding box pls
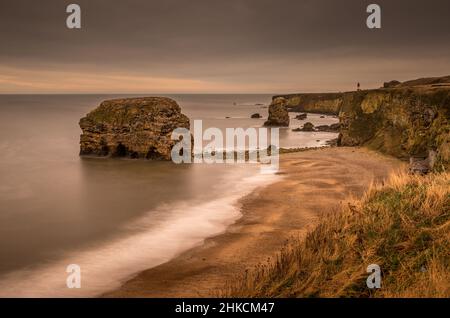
[295,113,308,120]
[251,113,262,119]
[298,122,315,132]
[315,125,328,131]
[79,97,190,160]
[264,97,290,127]
[315,123,341,132]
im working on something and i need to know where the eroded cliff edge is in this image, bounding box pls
[79,97,190,160]
[273,92,343,115]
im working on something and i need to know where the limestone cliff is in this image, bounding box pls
[338,87,450,168]
[264,97,290,127]
[79,97,190,160]
[272,93,344,115]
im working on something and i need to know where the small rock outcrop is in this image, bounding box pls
[79,97,190,160]
[315,123,341,132]
[264,97,290,127]
[295,113,308,120]
[293,122,315,132]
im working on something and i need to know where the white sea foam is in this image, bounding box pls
[0,170,280,297]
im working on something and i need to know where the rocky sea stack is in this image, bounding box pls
[264,97,290,127]
[79,97,190,160]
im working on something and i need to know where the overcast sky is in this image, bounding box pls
[0,0,449,93]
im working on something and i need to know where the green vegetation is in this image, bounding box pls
[223,172,450,298]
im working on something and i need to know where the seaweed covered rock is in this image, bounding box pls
[79,97,190,160]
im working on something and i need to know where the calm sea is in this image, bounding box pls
[0,94,338,296]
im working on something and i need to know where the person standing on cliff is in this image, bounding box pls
[357,82,361,91]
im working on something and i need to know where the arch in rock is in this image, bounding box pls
[114,143,128,157]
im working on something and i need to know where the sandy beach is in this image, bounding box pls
[105,147,405,297]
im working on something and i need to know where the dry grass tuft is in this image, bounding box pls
[222,172,450,298]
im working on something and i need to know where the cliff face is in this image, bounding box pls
[338,87,450,167]
[79,97,190,160]
[264,97,290,127]
[272,93,344,115]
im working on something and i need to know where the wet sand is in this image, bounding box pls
[105,147,405,297]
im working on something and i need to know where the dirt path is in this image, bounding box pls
[105,147,404,297]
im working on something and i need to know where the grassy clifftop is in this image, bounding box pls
[224,172,450,298]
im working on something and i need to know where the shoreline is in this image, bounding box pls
[104,147,405,297]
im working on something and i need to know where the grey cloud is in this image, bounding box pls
[0,0,449,92]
